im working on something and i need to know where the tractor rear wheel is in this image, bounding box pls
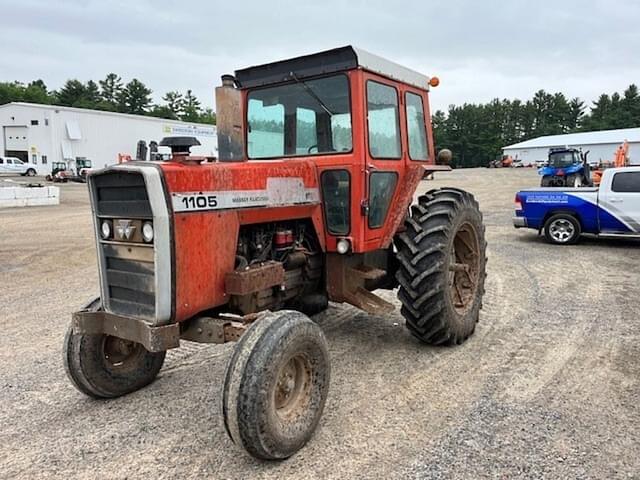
[63,326,165,398]
[395,188,487,345]
[222,310,330,460]
[567,174,583,188]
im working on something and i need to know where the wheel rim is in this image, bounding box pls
[549,219,575,243]
[102,336,145,371]
[273,354,312,419]
[448,222,481,314]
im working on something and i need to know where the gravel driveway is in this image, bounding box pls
[1,168,638,479]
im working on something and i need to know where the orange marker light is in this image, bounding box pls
[429,76,440,87]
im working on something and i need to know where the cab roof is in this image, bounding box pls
[234,45,432,90]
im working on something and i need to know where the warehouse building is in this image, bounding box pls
[0,102,217,175]
[502,127,640,166]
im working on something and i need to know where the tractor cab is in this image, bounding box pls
[539,147,591,187]
[51,161,67,176]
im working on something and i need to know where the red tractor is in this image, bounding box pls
[63,46,487,460]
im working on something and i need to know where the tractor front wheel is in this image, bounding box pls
[63,326,165,398]
[222,310,330,460]
[395,188,487,345]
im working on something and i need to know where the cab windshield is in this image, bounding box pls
[549,151,579,168]
[247,74,352,159]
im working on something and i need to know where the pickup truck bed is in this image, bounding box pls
[513,167,640,244]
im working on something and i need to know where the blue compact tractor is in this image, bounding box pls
[539,147,591,187]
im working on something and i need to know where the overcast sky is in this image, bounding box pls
[1,0,639,113]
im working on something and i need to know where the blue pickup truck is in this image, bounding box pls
[514,167,640,244]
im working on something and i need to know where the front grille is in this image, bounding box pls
[93,171,152,218]
[90,171,156,321]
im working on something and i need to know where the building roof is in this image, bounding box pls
[235,45,432,90]
[0,102,216,128]
[503,127,640,150]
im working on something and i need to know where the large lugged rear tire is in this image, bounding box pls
[395,188,487,345]
[222,310,330,460]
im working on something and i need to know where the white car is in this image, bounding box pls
[0,156,37,176]
[535,159,548,168]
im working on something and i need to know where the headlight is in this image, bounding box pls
[100,220,112,239]
[336,238,350,254]
[142,221,154,243]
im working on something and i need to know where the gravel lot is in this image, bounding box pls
[1,168,639,479]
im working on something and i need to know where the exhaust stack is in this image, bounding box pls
[215,74,245,162]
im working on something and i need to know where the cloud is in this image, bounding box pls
[1,0,638,112]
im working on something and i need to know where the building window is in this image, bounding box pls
[31,120,39,126]
[32,155,37,164]
[366,81,401,159]
[42,155,47,164]
[44,119,49,126]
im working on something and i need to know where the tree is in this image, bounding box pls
[55,79,88,107]
[148,104,176,119]
[118,79,152,114]
[162,91,184,119]
[99,73,123,109]
[24,80,53,104]
[181,89,202,122]
[198,107,216,125]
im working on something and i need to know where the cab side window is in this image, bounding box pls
[405,92,428,160]
[612,171,640,192]
[367,81,401,159]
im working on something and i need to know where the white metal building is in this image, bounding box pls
[502,127,640,166]
[0,102,218,175]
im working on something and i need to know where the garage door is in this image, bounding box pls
[4,126,28,151]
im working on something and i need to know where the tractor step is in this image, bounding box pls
[344,287,394,316]
[347,265,386,281]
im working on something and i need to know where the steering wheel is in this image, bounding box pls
[307,145,318,154]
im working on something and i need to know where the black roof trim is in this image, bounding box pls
[235,46,358,89]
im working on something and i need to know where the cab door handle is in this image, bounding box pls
[609,198,623,203]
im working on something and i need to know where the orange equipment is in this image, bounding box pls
[62,46,487,461]
[117,153,132,164]
[592,141,630,185]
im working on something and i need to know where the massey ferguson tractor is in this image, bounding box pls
[63,46,487,460]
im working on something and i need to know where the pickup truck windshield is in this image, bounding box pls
[549,152,578,167]
[247,74,352,159]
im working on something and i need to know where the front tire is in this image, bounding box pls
[26,168,36,177]
[543,214,581,245]
[222,310,330,460]
[63,326,165,398]
[395,188,487,345]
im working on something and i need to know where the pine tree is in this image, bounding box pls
[181,90,202,122]
[118,79,152,114]
[99,73,124,110]
[56,79,88,107]
[162,91,184,119]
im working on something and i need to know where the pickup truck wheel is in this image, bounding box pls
[395,188,487,346]
[63,325,165,398]
[222,310,330,460]
[544,214,581,245]
[26,168,36,177]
